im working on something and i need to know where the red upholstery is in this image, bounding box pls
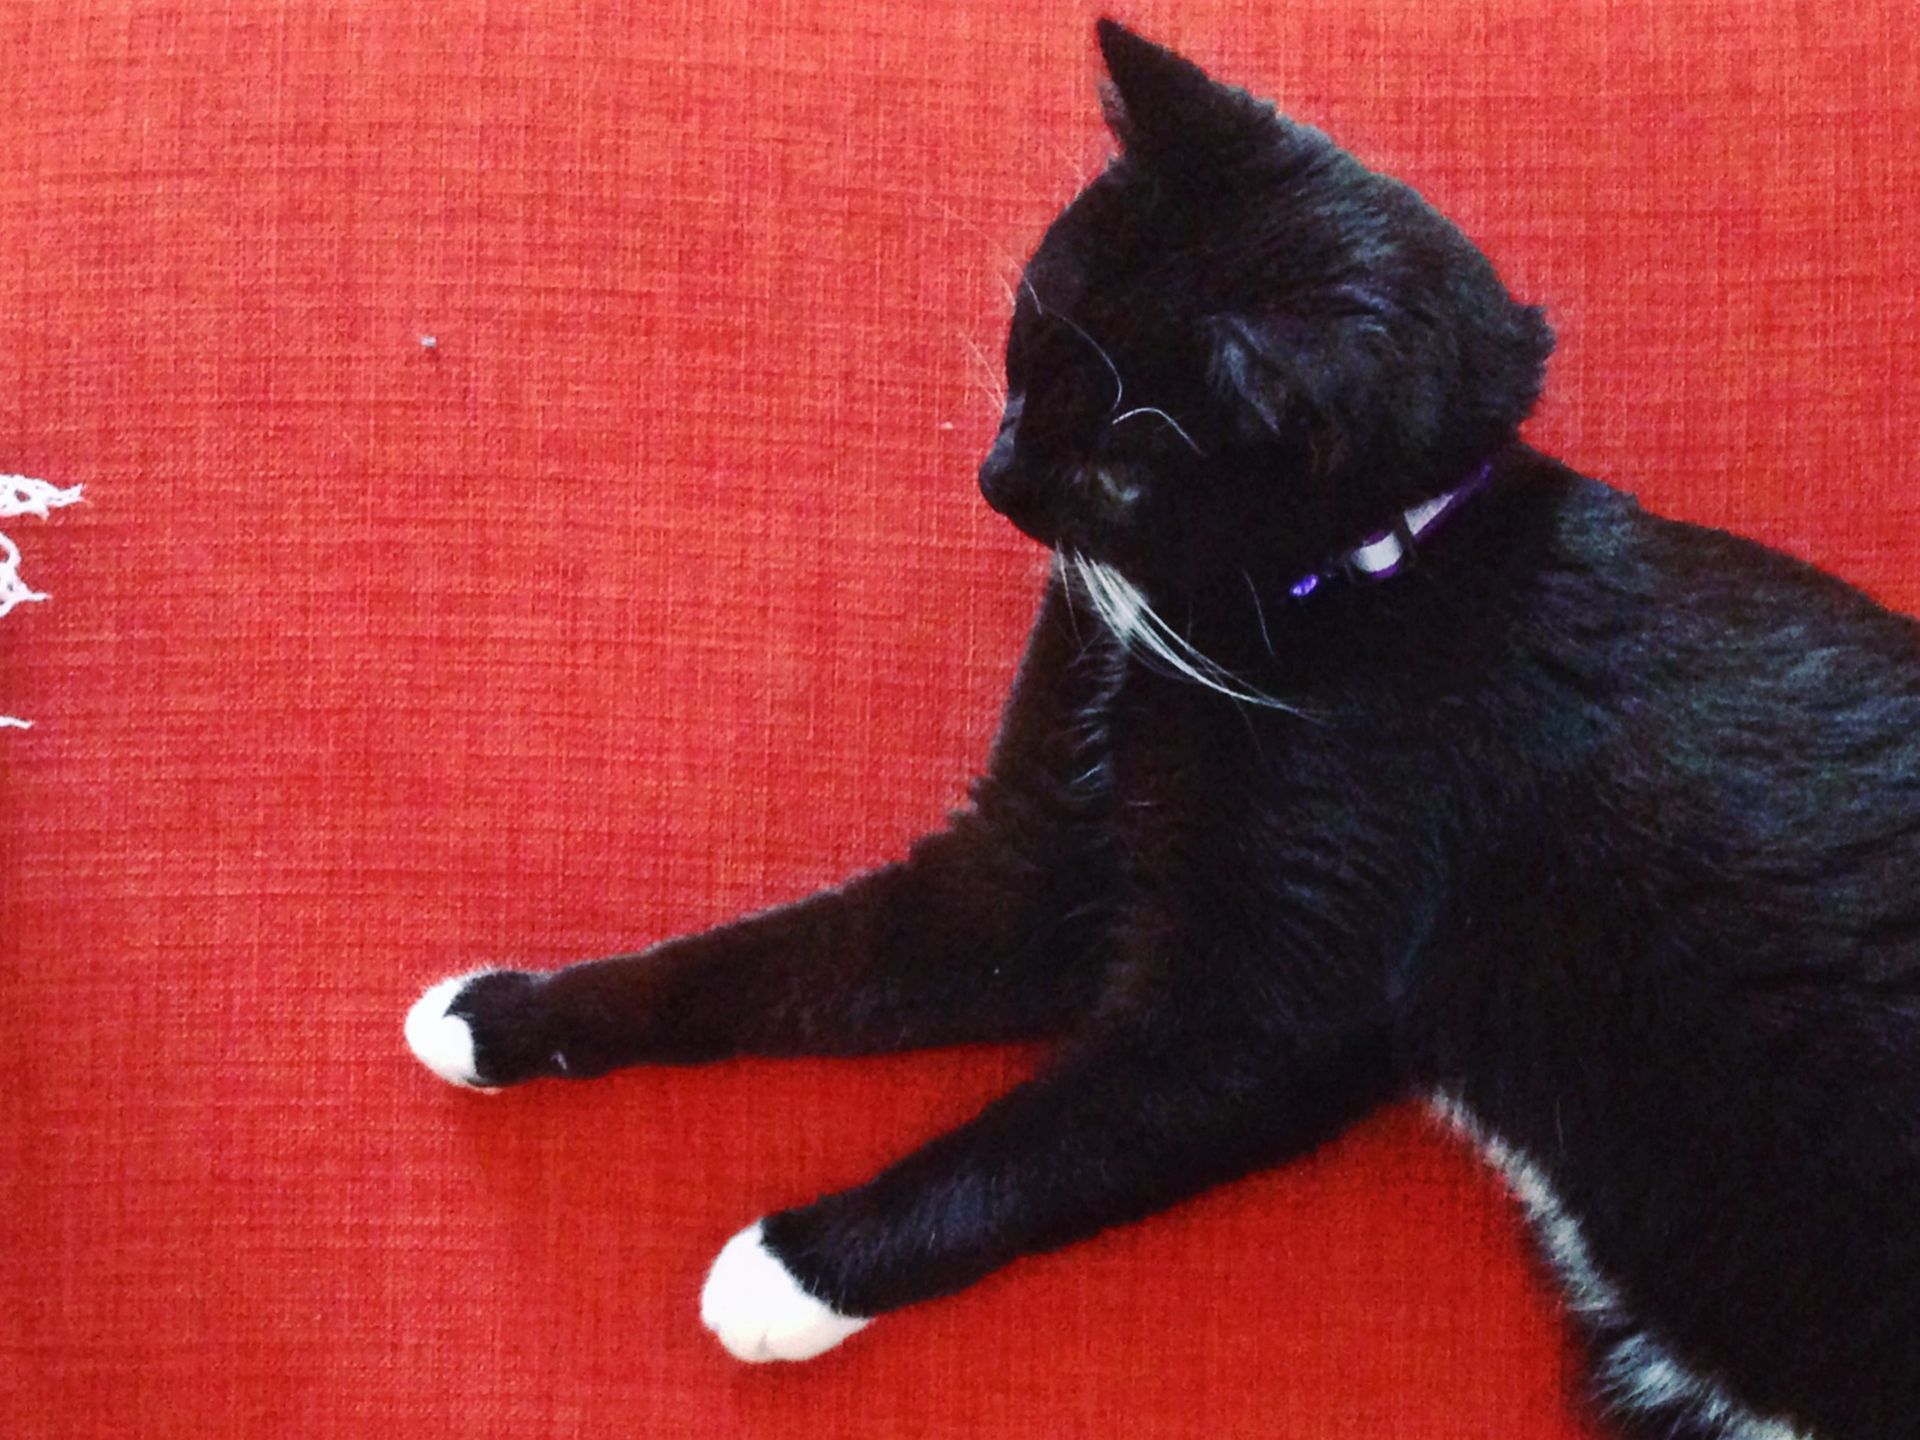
[6,3,1915,1435]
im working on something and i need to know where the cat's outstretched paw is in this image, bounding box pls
[404,969,553,1089]
[700,1221,872,1363]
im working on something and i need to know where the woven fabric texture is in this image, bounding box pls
[4,2,1916,1436]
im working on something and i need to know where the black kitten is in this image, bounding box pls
[407,22,1920,1438]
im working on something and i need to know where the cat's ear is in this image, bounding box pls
[1209,301,1554,487]
[1206,316,1290,438]
[1095,19,1259,169]
[1206,315,1378,459]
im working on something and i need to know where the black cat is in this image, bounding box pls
[407,21,1920,1438]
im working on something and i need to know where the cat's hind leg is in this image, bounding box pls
[1427,1098,1813,1440]
[1584,1323,1813,1440]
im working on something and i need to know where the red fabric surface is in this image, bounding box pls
[4,3,1916,1436]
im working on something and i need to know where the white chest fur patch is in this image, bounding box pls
[1424,1093,1815,1440]
[700,1221,872,1363]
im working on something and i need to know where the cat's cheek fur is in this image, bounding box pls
[404,971,502,1090]
[700,1221,873,1363]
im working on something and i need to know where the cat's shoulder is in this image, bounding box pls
[1522,456,1920,723]
[1528,455,1914,638]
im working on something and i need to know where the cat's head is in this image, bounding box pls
[979,20,1553,602]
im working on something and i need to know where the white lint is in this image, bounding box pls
[2,474,84,729]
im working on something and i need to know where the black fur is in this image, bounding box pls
[438,22,1920,1437]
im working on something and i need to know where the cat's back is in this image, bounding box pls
[1424,471,1920,1433]
[1514,465,1920,850]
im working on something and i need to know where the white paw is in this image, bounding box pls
[403,971,500,1090]
[700,1221,872,1362]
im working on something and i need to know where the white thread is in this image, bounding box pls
[0,532,43,621]
[1,475,82,519]
[1,475,84,730]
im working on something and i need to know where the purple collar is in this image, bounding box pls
[1289,461,1493,599]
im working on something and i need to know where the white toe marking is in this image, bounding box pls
[700,1221,871,1363]
[404,971,501,1090]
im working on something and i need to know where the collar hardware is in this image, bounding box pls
[1289,461,1493,599]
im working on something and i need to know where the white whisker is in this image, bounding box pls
[1065,554,1320,720]
[1242,569,1276,657]
[1047,311,1124,413]
[1012,278,1128,416]
[959,334,1008,416]
[1051,552,1086,648]
[1111,406,1204,456]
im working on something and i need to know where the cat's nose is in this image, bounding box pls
[977,445,1016,512]
[978,396,1027,511]
[979,443,1056,542]
[977,427,1023,515]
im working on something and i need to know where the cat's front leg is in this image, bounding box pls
[405,578,1116,1088]
[698,1000,1395,1360]
[403,812,1110,1088]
